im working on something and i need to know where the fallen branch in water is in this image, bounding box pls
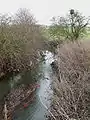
[4,101,8,120]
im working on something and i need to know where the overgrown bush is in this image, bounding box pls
[52,41,90,120]
[0,8,46,77]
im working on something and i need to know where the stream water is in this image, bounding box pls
[0,51,54,120]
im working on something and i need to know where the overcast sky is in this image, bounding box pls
[0,0,90,25]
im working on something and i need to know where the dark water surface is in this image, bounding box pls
[0,51,54,120]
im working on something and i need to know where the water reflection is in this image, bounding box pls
[0,51,54,120]
[9,74,21,88]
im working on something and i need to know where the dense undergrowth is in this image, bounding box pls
[0,8,46,78]
[51,41,90,120]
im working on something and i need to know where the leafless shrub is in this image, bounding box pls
[52,41,90,120]
[0,8,46,76]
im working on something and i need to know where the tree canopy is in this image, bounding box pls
[49,9,90,41]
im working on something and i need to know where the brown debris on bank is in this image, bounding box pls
[0,83,37,120]
[50,42,90,120]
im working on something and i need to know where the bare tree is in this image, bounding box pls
[49,9,90,41]
[13,8,36,25]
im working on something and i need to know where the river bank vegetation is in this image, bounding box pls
[51,41,90,120]
[0,7,90,120]
[0,8,47,78]
[49,10,90,120]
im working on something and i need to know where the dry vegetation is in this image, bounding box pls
[52,41,90,120]
[0,8,46,77]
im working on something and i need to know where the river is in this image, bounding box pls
[0,51,54,120]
